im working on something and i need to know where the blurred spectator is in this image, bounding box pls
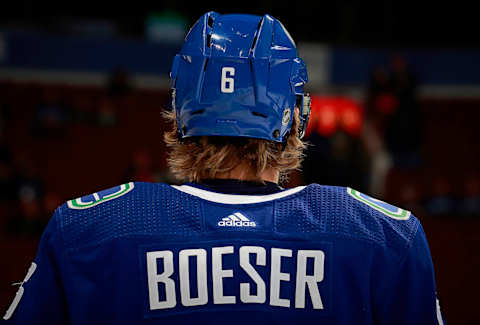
[365,56,423,170]
[364,56,423,198]
[364,66,397,197]
[362,119,392,197]
[366,66,398,120]
[385,55,423,168]
[106,66,133,98]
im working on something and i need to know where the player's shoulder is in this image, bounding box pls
[53,182,195,249]
[304,184,420,250]
[57,181,162,212]
[65,182,137,210]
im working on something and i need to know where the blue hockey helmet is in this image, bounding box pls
[169,12,310,143]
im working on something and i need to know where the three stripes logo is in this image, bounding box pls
[218,212,256,227]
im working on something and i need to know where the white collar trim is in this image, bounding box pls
[171,185,306,204]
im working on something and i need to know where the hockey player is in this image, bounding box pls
[3,12,444,324]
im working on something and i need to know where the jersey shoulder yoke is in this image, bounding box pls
[299,184,420,252]
[56,182,203,249]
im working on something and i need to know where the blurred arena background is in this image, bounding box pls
[1,1,479,323]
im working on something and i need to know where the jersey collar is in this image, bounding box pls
[171,182,306,205]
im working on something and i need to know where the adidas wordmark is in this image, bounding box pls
[218,212,256,227]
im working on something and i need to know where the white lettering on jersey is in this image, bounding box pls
[295,250,325,309]
[239,246,266,303]
[146,251,176,310]
[179,249,208,307]
[3,262,37,320]
[270,248,292,308]
[146,246,325,311]
[212,246,236,304]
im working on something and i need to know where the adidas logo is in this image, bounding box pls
[218,212,256,227]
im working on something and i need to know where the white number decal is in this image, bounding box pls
[221,67,235,93]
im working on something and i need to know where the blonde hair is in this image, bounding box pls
[163,109,306,183]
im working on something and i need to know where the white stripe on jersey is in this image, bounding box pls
[171,185,306,205]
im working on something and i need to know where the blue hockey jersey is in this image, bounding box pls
[3,182,444,324]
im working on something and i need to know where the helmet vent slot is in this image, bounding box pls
[191,109,205,116]
[208,16,214,28]
[252,111,267,118]
[206,34,212,48]
[250,19,263,52]
[203,58,209,71]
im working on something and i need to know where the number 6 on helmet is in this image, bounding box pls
[220,67,235,93]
